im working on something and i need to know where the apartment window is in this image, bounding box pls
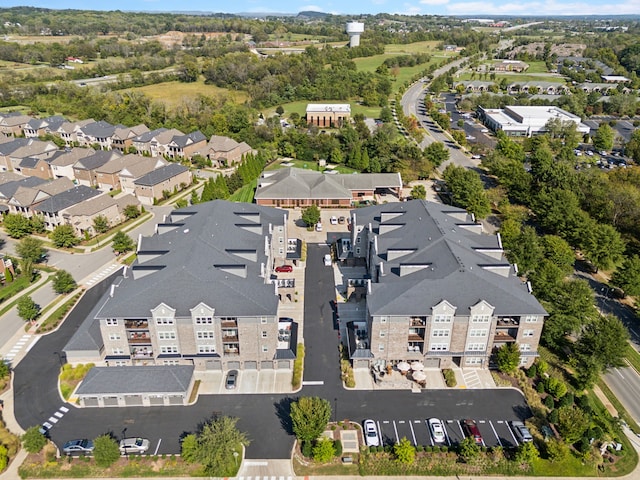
[197,345,216,354]
[433,315,452,323]
[523,329,535,338]
[472,315,491,323]
[163,360,179,365]
[111,348,124,355]
[519,357,529,366]
[431,329,450,337]
[279,237,284,244]
[195,317,212,324]
[379,331,386,338]
[261,331,268,338]
[220,317,237,322]
[467,343,486,351]
[106,318,118,326]
[429,343,449,351]
[469,329,488,337]
[378,344,384,352]
[277,225,283,232]
[108,333,121,341]
[466,357,483,365]
[113,361,127,366]
[525,315,538,323]
[158,331,177,340]
[279,248,284,255]
[260,317,268,324]
[262,345,268,353]
[520,344,532,352]
[356,247,361,255]
[196,331,215,339]
[380,316,388,323]
[160,345,179,354]
[156,317,174,325]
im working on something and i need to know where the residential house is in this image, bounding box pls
[306,104,351,128]
[63,193,140,237]
[454,81,496,93]
[0,138,31,172]
[76,121,118,150]
[131,128,184,158]
[8,139,58,173]
[344,200,546,370]
[166,131,207,160]
[0,112,33,138]
[55,119,95,146]
[24,116,66,139]
[18,156,52,180]
[254,167,403,208]
[64,200,295,375]
[73,150,123,187]
[198,136,256,168]
[133,163,191,205]
[7,177,75,218]
[111,124,150,152]
[0,176,47,206]
[118,157,168,195]
[50,148,96,180]
[493,60,529,72]
[33,185,102,230]
[0,253,15,280]
[95,154,149,191]
[507,81,570,95]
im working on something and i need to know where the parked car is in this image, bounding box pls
[324,254,332,266]
[462,419,483,446]
[510,420,533,443]
[63,439,94,454]
[225,369,238,390]
[363,419,380,447]
[275,265,293,273]
[330,216,338,225]
[338,216,346,224]
[428,418,446,443]
[119,437,150,454]
[315,222,323,232]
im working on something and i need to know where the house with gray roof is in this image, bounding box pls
[0,176,47,204]
[131,128,184,158]
[33,185,102,230]
[2,139,58,173]
[76,120,119,150]
[111,124,149,152]
[65,200,296,374]
[50,147,96,181]
[254,167,403,208]
[54,119,95,146]
[73,150,122,187]
[197,135,256,168]
[0,112,32,138]
[63,193,139,237]
[133,163,191,205]
[118,157,167,195]
[7,177,74,218]
[24,115,65,139]
[344,200,546,370]
[166,131,206,160]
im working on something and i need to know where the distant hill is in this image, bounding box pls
[298,11,329,19]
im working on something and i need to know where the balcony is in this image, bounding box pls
[223,344,240,356]
[408,333,425,342]
[125,320,149,330]
[497,317,520,327]
[410,317,426,326]
[407,343,424,354]
[221,319,238,328]
[494,330,517,342]
[128,333,152,344]
[222,330,238,342]
[131,348,153,359]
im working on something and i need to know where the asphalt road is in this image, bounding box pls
[13,243,532,458]
[604,366,640,424]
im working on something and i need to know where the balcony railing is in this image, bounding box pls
[497,317,520,326]
[128,334,152,344]
[221,320,237,328]
[125,320,149,329]
[410,317,426,326]
[494,331,516,342]
[408,333,425,342]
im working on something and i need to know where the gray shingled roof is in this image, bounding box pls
[170,131,206,148]
[0,176,47,199]
[133,163,188,186]
[133,128,168,144]
[74,150,122,171]
[95,200,285,319]
[49,148,96,167]
[34,185,102,214]
[18,156,41,169]
[0,138,29,155]
[75,365,194,395]
[356,201,547,317]
[80,120,117,139]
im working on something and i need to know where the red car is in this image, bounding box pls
[275,265,293,273]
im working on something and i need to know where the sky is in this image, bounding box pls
[2,0,640,16]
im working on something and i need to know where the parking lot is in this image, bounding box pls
[366,416,523,448]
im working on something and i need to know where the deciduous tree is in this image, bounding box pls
[290,396,331,443]
[50,225,79,248]
[22,426,47,454]
[16,237,45,264]
[52,270,77,294]
[17,295,40,323]
[495,342,520,374]
[3,214,33,239]
[112,231,135,255]
[301,205,321,227]
[92,435,120,467]
[611,255,640,296]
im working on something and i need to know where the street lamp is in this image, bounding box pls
[121,428,128,458]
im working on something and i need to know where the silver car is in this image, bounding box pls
[363,419,380,447]
[62,438,94,454]
[119,437,150,454]
[428,418,446,443]
[510,420,533,443]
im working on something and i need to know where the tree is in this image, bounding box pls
[423,142,449,166]
[593,123,615,152]
[275,105,284,116]
[123,204,141,220]
[3,267,12,283]
[394,437,415,464]
[30,215,45,234]
[515,441,539,465]
[541,235,575,276]
[3,213,33,238]
[612,255,640,296]
[92,215,110,234]
[52,270,77,294]
[626,129,640,162]
[312,437,335,463]
[301,205,321,227]
[290,396,331,443]
[112,231,136,255]
[495,343,520,374]
[458,435,481,462]
[180,434,198,463]
[582,223,625,272]
[16,237,45,264]
[556,406,589,444]
[50,225,79,248]
[410,184,426,200]
[92,435,120,467]
[186,416,250,476]
[17,296,39,323]
[443,164,491,219]
[22,426,47,454]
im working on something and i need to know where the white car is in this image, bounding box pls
[428,418,446,443]
[315,222,323,232]
[119,437,150,454]
[324,254,332,266]
[330,216,338,225]
[363,419,380,447]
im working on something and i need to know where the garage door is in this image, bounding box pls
[168,395,184,405]
[103,396,119,407]
[227,361,241,370]
[244,361,257,370]
[261,361,273,369]
[277,360,290,369]
[82,397,99,407]
[124,395,143,406]
[425,358,441,368]
[149,395,164,406]
[206,360,222,370]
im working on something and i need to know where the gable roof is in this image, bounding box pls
[9,139,57,159]
[57,119,95,134]
[96,153,149,175]
[112,124,149,141]
[119,157,167,179]
[132,128,168,144]
[0,138,30,156]
[133,163,189,186]
[74,150,122,171]
[49,147,96,167]
[39,177,74,195]
[79,120,118,139]
[34,185,102,214]
[168,131,206,148]
[0,176,47,200]
[75,365,194,395]
[64,193,119,216]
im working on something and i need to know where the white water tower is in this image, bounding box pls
[345,21,364,48]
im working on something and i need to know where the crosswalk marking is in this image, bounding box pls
[3,334,33,363]
[59,406,69,413]
[86,264,121,286]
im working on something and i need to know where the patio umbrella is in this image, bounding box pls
[410,361,425,371]
[412,371,427,382]
[396,361,411,372]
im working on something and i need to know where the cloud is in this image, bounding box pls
[299,4,323,11]
[445,0,640,15]
[420,0,450,5]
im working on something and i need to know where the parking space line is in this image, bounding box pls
[489,420,502,447]
[153,438,162,456]
[392,420,399,444]
[376,420,383,445]
[408,420,417,446]
[507,422,519,445]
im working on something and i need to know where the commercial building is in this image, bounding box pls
[478,105,590,137]
[306,104,351,128]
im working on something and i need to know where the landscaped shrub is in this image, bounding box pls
[333,439,342,456]
[536,382,545,393]
[526,364,537,378]
[545,376,568,399]
[376,445,384,453]
[423,445,432,453]
[301,440,313,458]
[558,392,574,408]
[291,343,305,389]
[544,394,555,409]
[576,394,592,413]
[548,408,559,424]
[442,368,456,387]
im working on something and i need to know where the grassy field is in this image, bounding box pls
[384,40,440,54]
[229,179,257,203]
[127,78,248,108]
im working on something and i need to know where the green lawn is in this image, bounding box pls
[127,78,248,108]
[229,179,257,203]
[266,158,358,174]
